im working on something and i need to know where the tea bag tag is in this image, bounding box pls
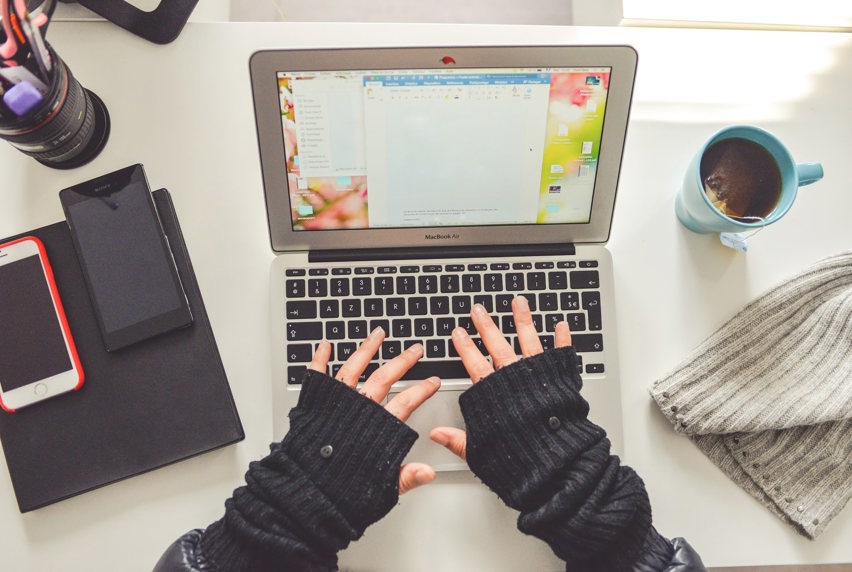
[720,232,750,252]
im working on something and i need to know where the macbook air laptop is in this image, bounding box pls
[250,45,637,470]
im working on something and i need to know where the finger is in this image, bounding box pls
[514,295,544,358]
[429,427,468,461]
[384,376,441,421]
[335,326,384,388]
[451,326,494,383]
[471,303,517,370]
[308,340,332,374]
[555,321,573,348]
[360,343,425,403]
[399,462,436,495]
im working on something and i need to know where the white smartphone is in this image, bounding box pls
[0,236,84,412]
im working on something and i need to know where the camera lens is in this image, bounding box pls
[0,45,110,169]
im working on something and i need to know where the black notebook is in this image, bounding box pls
[0,189,244,512]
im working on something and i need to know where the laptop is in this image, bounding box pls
[250,45,637,470]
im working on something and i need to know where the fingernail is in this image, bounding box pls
[431,431,449,446]
[515,295,529,308]
[414,467,436,486]
[473,304,487,316]
[369,326,384,339]
[406,343,424,355]
[427,376,441,386]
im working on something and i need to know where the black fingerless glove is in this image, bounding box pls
[460,347,673,572]
[200,370,418,571]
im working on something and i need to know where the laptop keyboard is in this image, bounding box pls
[283,259,605,385]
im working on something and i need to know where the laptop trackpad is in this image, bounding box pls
[392,388,468,472]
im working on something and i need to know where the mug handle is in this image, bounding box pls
[797,162,824,186]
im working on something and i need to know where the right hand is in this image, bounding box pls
[429,295,572,460]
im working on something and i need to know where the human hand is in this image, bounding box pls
[429,295,572,459]
[308,327,441,493]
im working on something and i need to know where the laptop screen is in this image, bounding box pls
[277,66,611,231]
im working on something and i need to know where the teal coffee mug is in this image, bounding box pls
[675,125,823,234]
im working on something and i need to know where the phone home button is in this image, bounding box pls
[34,383,48,396]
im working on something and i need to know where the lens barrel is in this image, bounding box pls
[0,45,110,169]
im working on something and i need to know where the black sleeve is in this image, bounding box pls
[196,370,418,571]
[460,346,678,572]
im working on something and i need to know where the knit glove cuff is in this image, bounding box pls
[459,346,603,509]
[201,371,417,571]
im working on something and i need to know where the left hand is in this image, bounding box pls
[308,326,441,494]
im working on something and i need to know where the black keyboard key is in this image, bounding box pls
[528,272,546,290]
[375,276,394,295]
[423,265,442,273]
[386,297,405,316]
[548,271,568,290]
[360,363,380,382]
[400,265,420,273]
[392,318,413,338]
[471,337,488,355]
[348,320,369,339]
[561,292,580,311]
[330,278,350,296]
[570,270,600,289]
[287,322,323,341]
[419,275,438,294]
[338,342,357,361]
[430,296,451,315]
[355,267,375,275]
[473,294,493,313]
[457,317,476,334]
[309,268,329,276]
[532,314,543,332]
[490,263,509,270]
[353,276,372,296]
[286,343,313,363]
[414,318,434,338]
[398,360,469,381]
[586,363,605,374]
[539,293,558,312]
[364,298,383,317]
[557,261,577,268]
[408,297,428,315]
[579,260,599,268]
[441,274,460,293]
[567,312,586,331]
[521,294,537,311]
[426,339,445,358]
[403,339,421,350]
[287,365,308,384]
[484,274,503,292]
[540,335,555,351]
[452,296,472,314]
[286,300,316,320]
[462,274,482,292]
[572,333,603,352]
[506,273,524,291]
[286,279,306,298]
[308,279,328,298]
[342,299,362,318]
[467,263,487,271]
[320,299,339,318]
[382,340,402,360]
[286,269,306,276]
[370,319,390,336]
[436,317,455,336]
[495,294,513,313]
[545,313,563,332]
[378,266,397,274]
[446,264,465,272]
[502,315,516,334]
[512,262,532,270]
[535,262,554,269]
[326,321,346,340]
[582,291,603,331]
[397,275,416,294]
[332,268,352,275]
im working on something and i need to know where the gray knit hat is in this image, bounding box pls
[649,250,852,539]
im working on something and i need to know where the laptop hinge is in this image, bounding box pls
[309,243,576,263]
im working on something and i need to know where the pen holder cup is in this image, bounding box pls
[0,44,110,169]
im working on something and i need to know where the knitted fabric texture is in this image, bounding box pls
[650,250,852,539]
[461,347,674,571]
[200,371,418,571]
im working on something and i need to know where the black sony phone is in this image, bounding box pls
[59,164,193,351]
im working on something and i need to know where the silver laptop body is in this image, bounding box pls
[250,45,637,470]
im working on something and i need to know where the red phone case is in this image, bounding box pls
[0,236,84,412]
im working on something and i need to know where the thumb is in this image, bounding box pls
[399,463,436,495]
[430,427,467,461]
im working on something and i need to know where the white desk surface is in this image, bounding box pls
[0,21,850,571]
